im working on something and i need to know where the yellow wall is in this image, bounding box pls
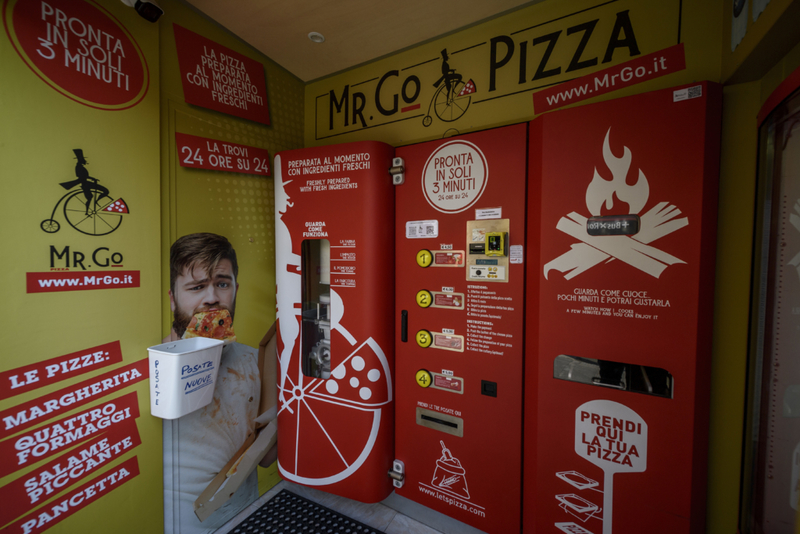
[305,0,722,147]
[0,1,162,531]
[0,0,304,532]
[156,0,305,496]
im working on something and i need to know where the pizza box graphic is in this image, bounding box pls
[147,337,224,419]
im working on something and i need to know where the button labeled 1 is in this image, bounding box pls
[416,249,433,268]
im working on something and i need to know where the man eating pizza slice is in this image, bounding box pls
[162,232,276,534]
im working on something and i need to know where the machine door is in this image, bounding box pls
[275,141,396,503]
[394,124,528,533]
[525,82,721,534]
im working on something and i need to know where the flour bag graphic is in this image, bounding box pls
[431,441,470,499]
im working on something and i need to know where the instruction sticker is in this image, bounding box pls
[468,265,505,281]
[433,374,464,393]
[432,292,465,310]
[510,245,523,264]
[434,251,464,266]
[476,207,502,220]
[432,333,465,352]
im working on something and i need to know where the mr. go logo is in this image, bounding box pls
[40,149,130,236]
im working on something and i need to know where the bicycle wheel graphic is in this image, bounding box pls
[64,191,123,236]
[434,80,471,123]
[278,338,391,485]
[40,219,60,233]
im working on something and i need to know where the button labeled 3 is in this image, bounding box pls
[416,330,432,348]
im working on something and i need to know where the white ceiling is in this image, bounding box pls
[185,0,539,82]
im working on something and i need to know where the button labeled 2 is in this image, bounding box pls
[416,290,433,308]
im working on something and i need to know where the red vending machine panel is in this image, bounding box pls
[394,124,528,533]
[274,141,396,503]
[525,83,721,534]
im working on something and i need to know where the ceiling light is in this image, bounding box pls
[308,32,325,44]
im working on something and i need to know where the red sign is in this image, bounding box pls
[173,24,270,125]
[533,44,686,114]
[0,359,147,440]
[0,391,140,477]
[0,341,123,400]
[176,132,270,175]
[26,270,140,293]
[3,0,148,110]
[5,456,139,534]
[0,421,141,525]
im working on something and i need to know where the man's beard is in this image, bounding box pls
[172,301,236,338]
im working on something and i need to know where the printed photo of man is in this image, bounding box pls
[162,233,262,534]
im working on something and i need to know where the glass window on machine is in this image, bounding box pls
[301,239,332,379]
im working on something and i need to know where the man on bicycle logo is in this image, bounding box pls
[61,149,111,215]
[423,48,477,127]
[41,149,130,236]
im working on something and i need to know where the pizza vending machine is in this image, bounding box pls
[392,124,528,533]
[525,82,722,534]
[274,141,396,503]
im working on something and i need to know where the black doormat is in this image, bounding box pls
[230,489,387,534]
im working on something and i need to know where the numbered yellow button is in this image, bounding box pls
[415,369,432,388]
[416,249,433,268]
[416,290,433,308]
[416,329,432,348]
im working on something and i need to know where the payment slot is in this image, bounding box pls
[274,141,396,503]
[394,124,527,533]
[524,82,721,534]
[467,219,510,282]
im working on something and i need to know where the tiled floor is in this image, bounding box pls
[216,480,486,534]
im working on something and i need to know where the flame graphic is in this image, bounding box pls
[585,128,649,216]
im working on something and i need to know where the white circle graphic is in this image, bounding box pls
[421,140,488,213]
[325,380,339,394]
[350,377,360,388]
[367,369,381,382]
[351,356,365,371]
[359,387,372,401]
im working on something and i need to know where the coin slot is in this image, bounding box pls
[421,414,458,429]
[416,407,464,437]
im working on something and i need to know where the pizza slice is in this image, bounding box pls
[182,309,236,343]
[103,198,129,213]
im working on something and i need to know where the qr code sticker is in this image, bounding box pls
[406,220,438,239]
[687,85,702,99]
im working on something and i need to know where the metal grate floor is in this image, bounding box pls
[230,489,386,534]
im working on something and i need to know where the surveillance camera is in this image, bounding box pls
[120,0,163,23]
